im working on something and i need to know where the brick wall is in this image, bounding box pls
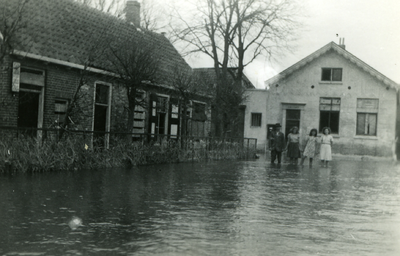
[0,56,19,127]
[0,55,212,138]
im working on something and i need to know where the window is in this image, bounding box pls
[319,98,340,133]
[95,84,109,105]
[16,65,45,138]
[356,99,378,136]
[54,99,68,126]
[321,68,342,81]
[133,92,146,135]
[251,113,262,127]
[93,82,112,148]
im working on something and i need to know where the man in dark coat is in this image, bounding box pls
[269,123,285,164]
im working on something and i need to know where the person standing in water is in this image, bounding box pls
[320,127,333,167]
[269,123,285,164]
[285,126,301,165]
[300,128,319,166]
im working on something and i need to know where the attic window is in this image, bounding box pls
[321,68,342,82]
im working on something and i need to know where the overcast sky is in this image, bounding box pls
[185,0,400,88]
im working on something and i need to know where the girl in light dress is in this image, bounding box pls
[300,128,319,166]
[285,126,302,164]
[320,127,333,167]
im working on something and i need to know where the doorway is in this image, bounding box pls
[93,83,111,148]
[285,109,300,137]
[18,91,39,137]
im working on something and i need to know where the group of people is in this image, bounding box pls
[268,123,333,167]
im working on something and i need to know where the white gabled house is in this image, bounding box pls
[244,41,400,157]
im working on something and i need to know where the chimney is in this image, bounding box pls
[339,38,346,50]
[125,0,140,27]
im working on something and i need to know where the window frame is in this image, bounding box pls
[251,112,262,127]
[321,68,343,82]
[319,97,341,134]
[356,113,377,136]
[54,98,69,126]
[356,98,379,136]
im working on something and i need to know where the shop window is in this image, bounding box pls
[319,98,340,133]
[251,113,262,127]
[321,68,342,81]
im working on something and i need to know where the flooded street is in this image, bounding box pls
[1,156,400,255]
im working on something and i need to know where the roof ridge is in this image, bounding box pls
[4,0,192,84]
[265,41,399,90]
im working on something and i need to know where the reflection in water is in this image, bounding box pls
[0,157,400,255]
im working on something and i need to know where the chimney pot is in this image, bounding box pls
[125,0,140,27]
[339,37,346,50]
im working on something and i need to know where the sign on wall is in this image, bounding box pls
[12,62,20,92]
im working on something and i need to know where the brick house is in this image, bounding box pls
[0,0,211,146]
[244,41,400,157]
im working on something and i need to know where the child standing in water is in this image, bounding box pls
[320,127,333,167]
[300,128,318,166]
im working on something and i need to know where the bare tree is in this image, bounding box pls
[170,0,301,136]
[74,0,125,17]
[168,67,203,138]
[106,32,160,133]
[0,0,29,61]
[0,0,30,119]
[58,15,121,134]
[75,0,166,31]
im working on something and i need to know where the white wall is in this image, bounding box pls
[244,89,268,151]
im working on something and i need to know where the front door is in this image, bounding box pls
[285,109,300,137]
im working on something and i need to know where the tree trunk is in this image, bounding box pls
[126,88,137,133]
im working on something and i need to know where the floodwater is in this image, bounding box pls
[1,156,400,256]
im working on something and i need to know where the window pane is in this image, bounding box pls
[321,69,331,81]
[320,104,331,111]
[332,69,342,81]
[157,97,168,112]
[330,112,340,133]
[171,104,179,119]
[251,113,262,127]
[331,105,340,111]
[320,98,332,104]
[320,111,339,133]
[368,114,377,135]
[96,84,109,104]
[55,100,68,113]
[356,113,366,135]
[319,111,330,132]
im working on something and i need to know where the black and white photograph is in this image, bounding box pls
[0,0,399,255]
